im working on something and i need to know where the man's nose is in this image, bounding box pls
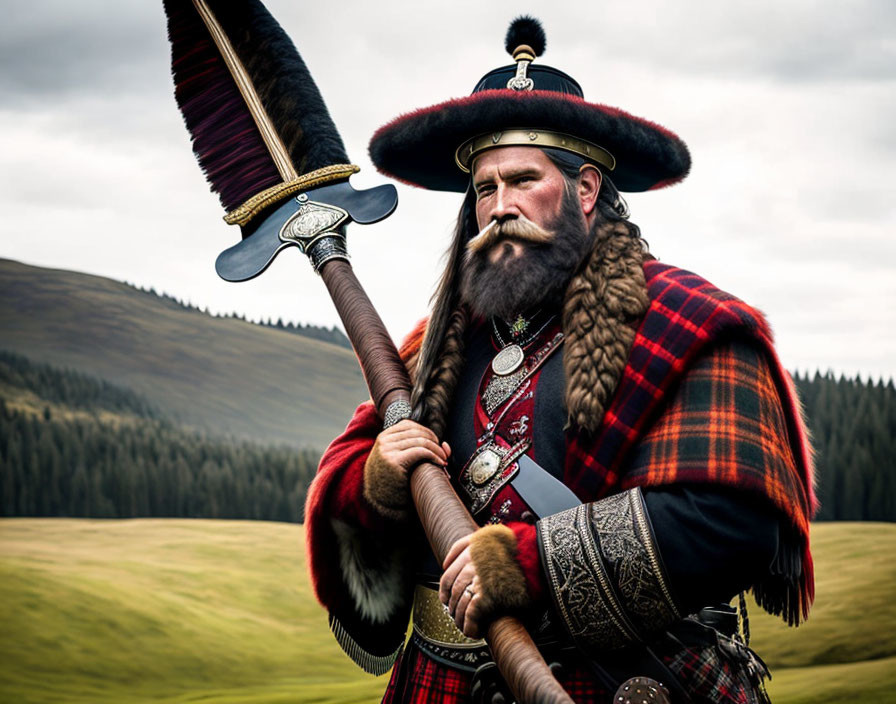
[490,185,520,222]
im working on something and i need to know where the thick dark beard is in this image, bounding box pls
[459,189,590,321]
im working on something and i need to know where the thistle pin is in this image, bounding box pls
[510,314,530,339]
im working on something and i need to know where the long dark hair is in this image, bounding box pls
[542,148,642,238]
[409,187,477,436]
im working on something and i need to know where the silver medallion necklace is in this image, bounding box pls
[483,312,559,415]
[491,344,525,376]
[482,332,562,415]
[490,311,556,377]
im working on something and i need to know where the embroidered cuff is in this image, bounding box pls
[537,487,680,651]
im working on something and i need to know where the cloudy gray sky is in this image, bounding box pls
[2,1,894,379]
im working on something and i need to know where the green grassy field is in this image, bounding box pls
[0,519,387,704]
[746,522,896,703]
[0,258,367,448]
[1,519,893,703]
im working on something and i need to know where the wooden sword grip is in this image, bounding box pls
[319,259,412,412]
[318,259,572,704]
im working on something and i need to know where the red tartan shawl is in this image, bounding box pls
[564,262,815,507]
[564,261,816,621]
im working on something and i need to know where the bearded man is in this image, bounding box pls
[305,17,815,704]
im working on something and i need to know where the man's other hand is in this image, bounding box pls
[362,420,450,519]
[439,525,532,639]
[440,533,485,637]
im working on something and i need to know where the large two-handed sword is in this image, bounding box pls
[163,1,573,701]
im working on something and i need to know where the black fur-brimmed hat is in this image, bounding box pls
[369,16,690,193]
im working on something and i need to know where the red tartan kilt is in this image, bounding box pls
[381,642,610,704]
[381,637,761,703]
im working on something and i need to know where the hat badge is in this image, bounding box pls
[503,16,546,91]
[507,45,536,91]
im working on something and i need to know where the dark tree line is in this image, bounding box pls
[793,371,896,521]
[0,351,894,522]
[0,350,159,418]
[0,352,319,522]
[0,404,319,522]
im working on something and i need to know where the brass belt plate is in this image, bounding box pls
[412,584,486,648]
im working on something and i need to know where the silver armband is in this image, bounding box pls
[538,487,680,651]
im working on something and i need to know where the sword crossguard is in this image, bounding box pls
[279,196,349,249]
[215,179,397,282]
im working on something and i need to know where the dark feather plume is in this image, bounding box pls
[504,16,546,57]
[164,0,349,213]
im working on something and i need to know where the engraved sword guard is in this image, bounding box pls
[215,179,398,282]
[278,194,350,273]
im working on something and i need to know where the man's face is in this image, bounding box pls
[460,147,592,321]
[471,147,570,265]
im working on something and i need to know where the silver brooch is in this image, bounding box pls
[482,369,528,415]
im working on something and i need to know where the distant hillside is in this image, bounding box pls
[0,349,159,420]
[0,258,367,447]
[1,351,320,522]
[125,283,352,349]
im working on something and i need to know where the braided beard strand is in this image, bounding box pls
[411,305,468,439]
[562,221,649,433]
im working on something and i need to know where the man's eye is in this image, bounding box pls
[477,186,495,198]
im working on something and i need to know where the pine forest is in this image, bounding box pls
[1,349,894,522]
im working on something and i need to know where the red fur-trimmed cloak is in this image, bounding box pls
[304,261,816,656]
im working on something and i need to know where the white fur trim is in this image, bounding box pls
[331,518,407,624]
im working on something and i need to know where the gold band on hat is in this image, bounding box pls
[455,129,616,173]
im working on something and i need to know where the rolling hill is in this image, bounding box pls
[0,258,368,448]
[1,519,893,704]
